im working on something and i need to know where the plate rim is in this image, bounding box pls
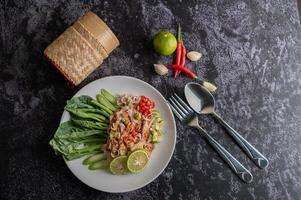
[60,75,177,193]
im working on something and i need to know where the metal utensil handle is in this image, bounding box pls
[212,112,269,169]
[195,125,253,183]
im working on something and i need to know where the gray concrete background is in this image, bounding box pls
[1,0,301,199]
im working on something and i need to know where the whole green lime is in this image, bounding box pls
[153,31,177,56]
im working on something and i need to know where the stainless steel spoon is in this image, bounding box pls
[184,82,269,169]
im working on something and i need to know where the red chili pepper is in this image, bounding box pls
[175,45,186,77]
[166,65,197,79]
[175,24,187,78]
[180,47,186,66]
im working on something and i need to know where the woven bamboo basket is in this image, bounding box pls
[44,11,119,85]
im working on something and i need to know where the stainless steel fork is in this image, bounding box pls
[168,94,253,183]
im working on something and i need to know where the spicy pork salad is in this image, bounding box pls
[50,89,164,175]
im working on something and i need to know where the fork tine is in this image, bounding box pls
[167,101,184,121]
[168,98,186,119]
[170,96,190,115]
[174,93,194,113]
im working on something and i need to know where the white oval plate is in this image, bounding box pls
[60,76,176,193]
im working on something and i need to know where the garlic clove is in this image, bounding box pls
[203,81,217,92]
[187,51,202,61]
[154,64,168,75]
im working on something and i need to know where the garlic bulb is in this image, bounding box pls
[154,64,168,75]
[187,51,202,61]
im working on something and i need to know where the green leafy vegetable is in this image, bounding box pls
[65,95,95,110]
[65,108,108,122]
[71,118,108,130]
[70,108,107,115]
[49,121,105,160]
[64,147,102,160]
[53,122,106,139]
[65,96,110,121]
[49,90,118,165]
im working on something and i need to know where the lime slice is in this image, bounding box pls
[109,155,129,175]
[153,31,177,56]
[127,150,149,173]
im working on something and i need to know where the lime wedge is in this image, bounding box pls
[109,155,129,175]
[127,150,149,173]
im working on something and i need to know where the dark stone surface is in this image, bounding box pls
[1,0,301,199]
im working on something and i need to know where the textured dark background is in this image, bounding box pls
[1,0,301,199]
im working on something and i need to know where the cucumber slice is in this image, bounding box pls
[83,153,107,165]
[96,94,117,112]
[101,89,117,105]
[88,160,109,170]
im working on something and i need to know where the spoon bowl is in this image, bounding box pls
[184,82,215,114]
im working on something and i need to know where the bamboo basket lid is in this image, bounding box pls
[77,11,120,55]
[44,11,119,85]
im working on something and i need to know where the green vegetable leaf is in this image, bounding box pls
[71,118,108,130]
[65,95,95,110]
[50,90,118,162]
[49,121,106,161]
[65,107,108,122]
[53,121,107,139]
